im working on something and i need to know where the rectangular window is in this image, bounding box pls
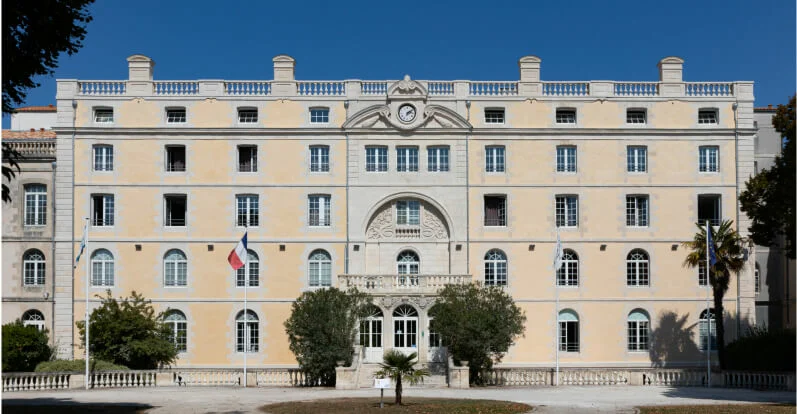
[236,195,259,227]
[698,109,718,125]
[396,147,419,172]
[626,109,647,124]
[166,108,187,124]
[164,195,187,227]
[627,320,650,351]
[365,146,388,172]
[91,194,115,227]
[556,146,577,172]
[24,185,47,226]
[698,194,722,227]
[699,315,717,351]
[237,259,259,287]
[559,321,579,352]
[310,108,329,124]
[310,146,330,172]
[627,146,647,173]
[699,146,719,172]
[427,146,449,172]
[238,108,258,124]
[94,108,114,123]
[556,109,576,124]
[484,195,507,227]
[396,200,420,226]
[699,261,708,286]
[164,257,187,287]
[238,145,257,172]
[166,146,186,172]
[485,146,505,173]
[484,108,505,124]
[555,195,578,227]
[93,145,114,171]
[626,195,649,227]
[308,195,331,227]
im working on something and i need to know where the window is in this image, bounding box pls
[626,195,649,227]
[238,108,258,124]
[165,311,187,352]
[397,250,419,286]
[555,195,578,228]
[626,109,647,124]
[557,249,579,286]
[236,250,259,287]
[396,147,419,172]
[365,146,388,172]
[698,109,718,125]
[310,146,330,172]
[427,146,449,172]
[93,145,114,171]
[699,308,717,351]
[556,146,577,172]
[308,250,332,287]
[484,249,507,286]
[164,249,187,287]
[23,249,46,286]
[699,146,719,172]
[24,184,47,226]
[236,310,259,353]
[165,146,186,172]
[698,261,708,286]
[94,108,114,124]
[164,195,187,227]
[697,195,721,227]
[485,146,505,173]
[360,306,383,349]
[238,146,257,172]
[166,108,186,123]
[484,108,505,124]
[22,310,45,331]
[556,109,576,124]
[627,310,650,351]
[236,195,259,227]
[91,194,115,227]
[755,263,760,294]
[626,249,650,286]
[396,200,420,226]
[310,108,329,124]
[484,195,507,227]
[393,305,418,348]
[558,310,579,352]
[91,249,114,287]
[627,146,647,173]
[308,195,331,227]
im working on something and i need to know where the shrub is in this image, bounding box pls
[725,327,795,372]
[2,321,53,372]
[35,359,128,373]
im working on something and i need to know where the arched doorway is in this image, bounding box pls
[360,306,384,363]
[392,304,418,355]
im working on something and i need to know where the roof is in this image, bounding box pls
[2,129,57,139]
[755,104,777,113]
[13,104,56,113]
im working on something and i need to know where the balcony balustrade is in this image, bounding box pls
[338,274,470,295]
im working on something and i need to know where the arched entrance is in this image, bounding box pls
[360,305,384,363]
[392,304,419,355]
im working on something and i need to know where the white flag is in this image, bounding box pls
[74,222,88,268]
[553,229,563,271]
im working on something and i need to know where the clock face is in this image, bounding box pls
[398,104,416,123]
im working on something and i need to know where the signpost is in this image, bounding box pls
[373,378,391,408]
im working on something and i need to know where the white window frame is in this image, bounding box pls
[625,195,649,227]
[91,194,115,227]
[308,250,332,287]
[626,146,647,173]
[164,194,187,227]
[237,108,258,124]
[427,146,449,172]
[24,184,47,227]
[555,195,578,228]
[365,146,388,172]
[93,145,114,172]
[165,145,186,172]
[23,250,46,286]
[308,195,331,227]
[697,194,722,227]
[699,146,719,173]
[396,147,419,172]
[236,310,259,353]
[396,251,419,287]
[485,146,505,173]
[698,108,719,125]
[237,145,257,173]
[558,310,580,352]
[165,311,188,352]
[556,146,577,172]
[556,108,577,125]
[699,308,717,351]
[90,249,115,287]
[627,310,650,351]
[626,249,650,287]
[94,108,114,124]
[166,108,187,124]
[236,250,259,287]
[236,194,259,227]
[310,145,330,173]
[483,195,507,227]
[310,107,330,124]
[484,249,507,286]
[22,310,45,331]
[557,249,579,287]
[626,109,647,125]
[484,108,505,124]
[164,249,188,287]
[699,261,709,286]
[755,263,760,294]
[396,200,420,226]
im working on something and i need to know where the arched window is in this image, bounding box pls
[393,305,418,349]
[484,249,507,286]
[627,309,650,351]
[699,308,717,351]
[236,250,259,287]
[236,310,259,353]
[308,250,331,287]
[22,310,45,331]
[755,262,760,294]
[557,249,579,287]
[23,249,46,286]
[558,309,579,352]
[626,249,650,286]
[396,250,419,286]
[164,310,187,352]
[91,249,114,287]
[164,249,187,287]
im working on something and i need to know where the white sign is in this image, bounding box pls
[373,378,391,389]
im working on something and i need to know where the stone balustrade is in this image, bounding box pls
[723,371,794,391]
[338,274,470,294]
[171,369,241,386]
[89,371,157,388]
[484,368,549,386]
[3,372,72,392]
[154,81,199,96]
[4,139,56,157]
[642,369,706,386]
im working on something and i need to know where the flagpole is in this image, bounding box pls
[83,217,90,390]
[243,228,248,388]
[554,229,561,387]
[705,220,711,388]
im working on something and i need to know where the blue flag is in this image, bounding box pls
[74,222,88,268]
[706,225,718,267]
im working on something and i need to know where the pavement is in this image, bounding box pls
[2,385,795,413]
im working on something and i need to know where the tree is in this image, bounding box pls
[431,284,526,385]
[682,220,747,369]
[374,350,429,405]
[76,291,177,370]
[2,143,22,203]
[740,96,796,259]
[2,321,53,372]
[284,287,371,386]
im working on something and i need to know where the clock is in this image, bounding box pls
[398,104,416,123]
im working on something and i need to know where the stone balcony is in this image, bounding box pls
[338,274,471,295]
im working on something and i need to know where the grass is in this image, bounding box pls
[261,398,532,414]
[638,404,796,414]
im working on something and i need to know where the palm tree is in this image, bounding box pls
[374,350,429,405]
[682,219,747,369]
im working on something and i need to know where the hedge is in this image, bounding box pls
[35,359,129,373]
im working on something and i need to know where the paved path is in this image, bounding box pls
[3,386,795,413]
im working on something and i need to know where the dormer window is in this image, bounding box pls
[94,108,114,124]
[167,108,187,124]
[238,108,258,124]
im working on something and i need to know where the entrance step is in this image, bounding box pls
[357,364,448,388]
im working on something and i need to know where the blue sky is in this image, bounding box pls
[5,0,795,128]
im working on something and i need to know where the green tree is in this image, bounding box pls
[374,350,429,405]
[682,220,747,369]
[740,96,796,259]
[284,287,371,385]
[431,284,526,385]
[2,143,22,203]
[76,290,177,370]
[2,321,53,372]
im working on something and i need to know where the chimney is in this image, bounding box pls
[273,55,296,82]
[658,56,684,83]
[127,55,155,81]
[518,55,542,96]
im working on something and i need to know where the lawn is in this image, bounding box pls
[261,398,532,414]
[638,404,796,414]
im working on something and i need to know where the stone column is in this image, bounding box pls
[734,81,757,329]
[657,56,685,97]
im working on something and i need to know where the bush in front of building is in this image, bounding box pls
[35,359,129,373]
[284,287,372,386]
[725,327,796,372]
[432,284,527,385]
[2,321,54,372]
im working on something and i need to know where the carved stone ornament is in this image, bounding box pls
[366,204,394,239]
[388,74,428,97]
[381,295,396,308]
[343,104,471,131]
[408,295,432,309]
[420,206,448,239]
[367,201,449,240]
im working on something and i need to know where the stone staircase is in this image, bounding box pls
[356,363,448,388]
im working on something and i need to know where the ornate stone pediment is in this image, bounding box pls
[387,75,428,97]
[366,200,449,240]
[343,103,471,131]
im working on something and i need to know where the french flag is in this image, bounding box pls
[228,231,248,270]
